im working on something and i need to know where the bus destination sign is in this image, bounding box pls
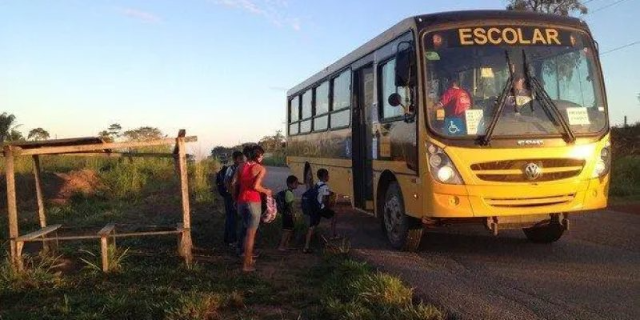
[428,26,574,48]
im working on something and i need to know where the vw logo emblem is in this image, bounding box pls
[524,163,542,181]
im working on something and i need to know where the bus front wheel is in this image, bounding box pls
[522,223,565,243]
[382,182,423,251]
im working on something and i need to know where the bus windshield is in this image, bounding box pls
[422,26,607,139]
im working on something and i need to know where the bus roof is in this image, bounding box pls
[287,10,589,97]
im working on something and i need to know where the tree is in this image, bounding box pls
[27,127,50,141]
[506,0,588,16]
[0,112,17,142]
[122,126,165,141]
[98,130,113,142]
[97,123,122,142]
[108,123,122,139]
[211,145,233,161]
[258,130,285,153]
[6,129,24,142]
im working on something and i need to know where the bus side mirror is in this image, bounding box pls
[388,93,402,107]
[395,43,415,87]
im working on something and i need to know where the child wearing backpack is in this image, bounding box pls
[302,169,337,253]
[219,151,244,246]
[277,175,299,251]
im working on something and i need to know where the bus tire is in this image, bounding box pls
[382,182,423,251]
[522,223,565,243]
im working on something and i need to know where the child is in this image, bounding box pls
[303,169,337,253]
[277,175,299,251]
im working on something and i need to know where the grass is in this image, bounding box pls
[0,155,442,320]
[309,254,443,320]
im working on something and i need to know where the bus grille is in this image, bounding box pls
[471,159,585,183]
[484,194,576,208]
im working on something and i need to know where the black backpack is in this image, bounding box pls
[301,183,323,216]
[215,165,229,196]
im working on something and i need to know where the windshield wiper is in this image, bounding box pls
[521,50,576,143]
[479,50,514,146]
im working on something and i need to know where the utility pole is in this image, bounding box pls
[624,116,628,128]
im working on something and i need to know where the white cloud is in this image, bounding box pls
[118,7,161,24]
[211,0,301,31]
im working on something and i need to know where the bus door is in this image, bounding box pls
[352,66,375,211]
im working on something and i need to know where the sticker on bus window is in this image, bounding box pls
[443,117,466,136]
[425,51,440,61]
[566,107,590,125]
[465,109,484,135]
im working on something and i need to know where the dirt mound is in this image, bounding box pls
[48,169,103,204]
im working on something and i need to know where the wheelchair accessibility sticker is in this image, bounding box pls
[444,117,466,136]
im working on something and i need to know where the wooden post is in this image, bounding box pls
[177,135,193,266]
[4,146,22,270]
[101,236,109,272]
[98,223,116,272]
[33,155,47,228]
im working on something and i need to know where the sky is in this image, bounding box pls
[1,0,638,155]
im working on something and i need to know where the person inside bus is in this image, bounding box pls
[434,78,472,118]
[431,78,472,135]
[505,73,533,113]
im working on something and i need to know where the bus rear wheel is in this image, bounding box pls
[382,182,423,251]
[522,223,565,243]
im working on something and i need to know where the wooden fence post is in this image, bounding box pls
[33,155,47,228]
[4,146,22,270]
[177,135,193,267]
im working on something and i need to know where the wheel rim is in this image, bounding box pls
[384,195,403,243]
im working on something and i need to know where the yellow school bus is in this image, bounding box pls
[286,10,609,250]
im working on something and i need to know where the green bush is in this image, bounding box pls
[262,155,286,167]
[609,156,640,197]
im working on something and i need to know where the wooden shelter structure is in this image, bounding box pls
[2,130,196,271]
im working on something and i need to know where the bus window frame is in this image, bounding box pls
[313,80,330,132]
[378,56,409,123]
[328,68,352,130]
[288,95,301,136]
[418,23,610,144]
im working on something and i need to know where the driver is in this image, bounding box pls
[506,73,533,112]
[434,78,472,118]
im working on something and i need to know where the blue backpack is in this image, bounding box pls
[301,183,323,216]
[215,165,229,197]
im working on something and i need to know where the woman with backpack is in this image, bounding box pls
[233,145,271,272]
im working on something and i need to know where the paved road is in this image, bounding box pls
[264,167,640,320]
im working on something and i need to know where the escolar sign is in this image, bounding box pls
[459,27,562,46]
[425,26,575,49]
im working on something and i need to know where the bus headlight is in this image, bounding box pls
[591,141,611,178]
[437,166,455,182]
[427,144,463,184]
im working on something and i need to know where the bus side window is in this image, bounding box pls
[380,59,407,120]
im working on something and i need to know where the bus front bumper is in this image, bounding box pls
[426,176,609,218]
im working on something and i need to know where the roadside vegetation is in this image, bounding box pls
[609,123,640,203]
[0,151,441,319]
